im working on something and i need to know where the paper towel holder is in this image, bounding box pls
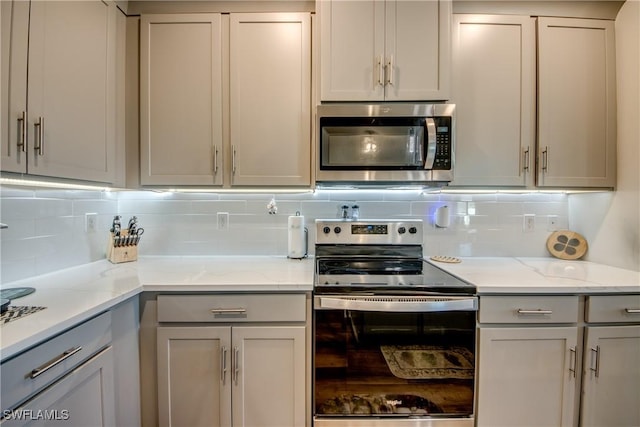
[288,211,308,259]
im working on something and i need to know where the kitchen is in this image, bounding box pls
[1,0,639,426]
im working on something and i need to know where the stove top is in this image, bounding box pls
[314,259,475,295]
[314,219,475,296]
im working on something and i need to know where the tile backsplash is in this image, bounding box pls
[1,186,568,283]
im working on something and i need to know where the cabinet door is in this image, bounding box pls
[26,0,117,183]
[451,15,536,187]
[157,326,232,427]
[319,0,385,101]
[232,326,306,427]
[229,13,311,187]
[140,14,224,186]
[384,0,450,101]
[581,325,640,427]
[2,347,115,427]
[538,18,616,188]
[477,327,578,427]
[1,0,29,174]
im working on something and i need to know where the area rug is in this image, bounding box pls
[1,306,46,325]
[380,345,474,379]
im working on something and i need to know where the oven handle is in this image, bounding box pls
[316,296,478,312]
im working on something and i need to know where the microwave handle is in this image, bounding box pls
[424,118,437,169]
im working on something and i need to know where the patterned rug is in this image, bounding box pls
[1,306,47,325]
[381,345,474,379]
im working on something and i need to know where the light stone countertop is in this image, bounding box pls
[429,257,640,294]
[2,255,639,361]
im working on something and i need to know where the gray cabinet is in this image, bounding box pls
[451,14,536,187]
[140,13,311,188]
[477,296,580,427]
[140,14,224,186]
[156,294,307,427]
[451,15,616,189]
[319,0,451,101]
[537,17,616,188]
[581,295,640,427]
[0,313,116,426]
[1,0,118,183]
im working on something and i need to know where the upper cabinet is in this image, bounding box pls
[1,0,118,184]
[140,14,224,186]
[229,13,311,187]
[451,14,616,189]
[319,0,451,101]
[451,14,536,187]
[140,13,311,187]
[537,17,616,188]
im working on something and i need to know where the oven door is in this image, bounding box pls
[313,295,477,427]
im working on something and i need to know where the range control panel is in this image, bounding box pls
[315,220,423,245]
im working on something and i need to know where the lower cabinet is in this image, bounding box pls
[477,294,640,427]
[155,293,307,427]
[2,347,116,427]
[477,326,578,427]
[581,296,640,427]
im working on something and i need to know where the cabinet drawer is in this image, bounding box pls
[479,295,579,324]
[0,312,112,412]
[585,295,640,323]
[157,293,306,323]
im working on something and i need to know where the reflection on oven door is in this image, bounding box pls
[313,307,476,424]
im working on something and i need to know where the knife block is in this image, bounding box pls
[107,230,139,264]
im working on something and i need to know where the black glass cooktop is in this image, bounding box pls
[314,259,476,296]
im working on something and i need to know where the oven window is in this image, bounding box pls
[314,308,475,417]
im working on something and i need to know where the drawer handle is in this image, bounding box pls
[210,308,247,315]
[29,346,83,379]
[517,309,553,315]
[625,308,640,314]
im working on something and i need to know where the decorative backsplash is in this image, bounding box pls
[0,186,568,283]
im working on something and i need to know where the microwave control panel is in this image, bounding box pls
[433,117,452,170]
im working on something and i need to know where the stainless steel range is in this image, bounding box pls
[313,219,477,427]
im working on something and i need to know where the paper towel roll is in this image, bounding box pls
[288,215,306,259]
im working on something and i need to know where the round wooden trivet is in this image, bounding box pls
[430,255,462,264]
[546,230,588,260]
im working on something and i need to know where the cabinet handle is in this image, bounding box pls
[569,346,577,378]
[33,117,44,156]
[29,346,83,379]
[17,111,26,152]
[523,146,530,171]
[232,145,237,174]
[385,55,394,86]
[221,346,228,385]
[625,308,640,314]
[233,346,240,385]
[213,146,219,174]
[516,309,553,315]
[210,308,247,315]
[590,346,600,378]
[541,146,549,172]
[377,55,384,87]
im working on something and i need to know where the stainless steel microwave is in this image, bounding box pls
[316,103,455,186]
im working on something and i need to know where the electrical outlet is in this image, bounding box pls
[217,212,229,230]
[547,215,559,231]
[85,213,98,233]
[523,214,535,232]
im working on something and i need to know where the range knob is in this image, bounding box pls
[323,226,331,234]
[334,226,342,234]
[398,226,406,234]
[409,227,417,234]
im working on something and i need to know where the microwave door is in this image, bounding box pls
[424,118,437,169]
